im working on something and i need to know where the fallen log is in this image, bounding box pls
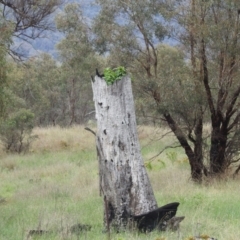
[131,202,183,232]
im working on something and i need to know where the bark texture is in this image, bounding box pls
[92,76,157,230]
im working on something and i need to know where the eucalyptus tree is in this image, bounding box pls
[139,0,240,179]
[172,0,240,177]
[56,3,101,125]
[0,13,12,121]
[0,0,62,56]
[0,52,8,121]
[93,0,169,76]
[0,0,62,122]
[25,54,62,125]
[5,54,62,126]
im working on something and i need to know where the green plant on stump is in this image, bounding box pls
[0,109,37,153]
[103,66,127,85]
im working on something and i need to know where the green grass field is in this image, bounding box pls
[0,126,239,240]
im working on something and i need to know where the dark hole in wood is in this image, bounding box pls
[107,201,115,223]
[118,140,125,151]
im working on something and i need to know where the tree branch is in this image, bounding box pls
[200,37,216,118]
[84,127,96,136]
[148,145,181,162]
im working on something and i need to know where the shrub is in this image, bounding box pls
[0,109,36,153]
[103,66,127,85]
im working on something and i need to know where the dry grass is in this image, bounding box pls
[0,125,240,240]
[31,125,96,153]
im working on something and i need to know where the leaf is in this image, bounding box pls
[103,66,127,85]
[144,161,153,170]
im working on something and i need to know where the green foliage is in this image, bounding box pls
[157,159,166,169]
[55,3,102,125]
[103,66,127,85]
[1,183,16,198]
[145,159,167,171]
[0,109,36,153]
[166,151,177,163]
[0,16,13,121]
[144,161,153,170]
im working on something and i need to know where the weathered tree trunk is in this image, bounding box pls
[92,75,157,231]
[163,112,203,182]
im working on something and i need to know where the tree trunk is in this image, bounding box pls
[163,112,203,182]
[92,76,157,231]
[210,123,228,175]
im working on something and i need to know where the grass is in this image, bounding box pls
[0,125,240,239]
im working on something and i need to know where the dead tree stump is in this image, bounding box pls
[92,75,157,230]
